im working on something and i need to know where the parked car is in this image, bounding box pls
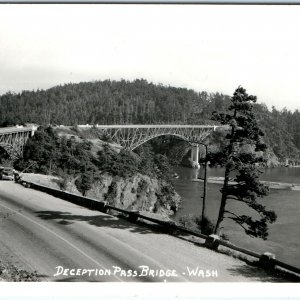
[0,167,14,181]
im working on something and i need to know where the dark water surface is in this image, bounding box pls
[172,166,300,268]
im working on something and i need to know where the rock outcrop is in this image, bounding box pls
[85,173,181,217]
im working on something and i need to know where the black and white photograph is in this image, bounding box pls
[0,2,300,288]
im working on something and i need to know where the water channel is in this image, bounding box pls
[172,166,300,268]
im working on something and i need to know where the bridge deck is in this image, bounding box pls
[0,126,36,135]
[79,124,225,129]
[0,124,227,157]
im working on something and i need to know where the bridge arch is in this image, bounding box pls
[94,124,227,168]
[95,124,224,151]
[130,132,203,168]
[131,133,189,150]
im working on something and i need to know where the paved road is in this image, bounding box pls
[0,181,286,282]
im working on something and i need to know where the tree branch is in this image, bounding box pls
[229,182,246,187]
[226,196,240,201]
[227,196,251,205]
[227,217,253,236]
[224,210,241,219]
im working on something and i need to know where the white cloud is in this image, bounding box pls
[0,4,299,110]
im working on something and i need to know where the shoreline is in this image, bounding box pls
[192,177,300,190]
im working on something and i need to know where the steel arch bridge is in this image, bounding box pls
[0,126,37,159]
[0,124,227,161]
[90,124,227,150]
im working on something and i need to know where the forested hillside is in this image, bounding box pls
[0,79,299,161]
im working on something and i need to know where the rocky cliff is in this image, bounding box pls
[85,173,181,217]
[22,172,181,217]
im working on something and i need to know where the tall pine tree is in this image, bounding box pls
[211,86,277,240]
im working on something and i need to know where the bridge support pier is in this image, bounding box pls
[191,144,200,169]
[31,125,38,137]
[285,158,300,167]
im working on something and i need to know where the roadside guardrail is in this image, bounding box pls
[19,179,300,278]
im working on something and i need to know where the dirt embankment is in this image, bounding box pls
[0,237,39,281]
[0,260,39,282]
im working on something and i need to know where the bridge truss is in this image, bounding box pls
[94,125,225,150]
[0,124,226,160]
[0,127,37,159]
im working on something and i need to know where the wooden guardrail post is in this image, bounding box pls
[94,201,107,212]
[21,181,31,188]
[205,234,220,250]
[102,203,111,214]
[128,210,140,223]
[259,252,276,269]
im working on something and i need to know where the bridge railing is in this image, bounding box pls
[92,125,225,129]
[0,126,37,135]
[18,179,300,278]
[75,124,227,129]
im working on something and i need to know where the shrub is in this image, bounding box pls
[178,214,200,230]
[197,216,215,236]
[178,214,215,235]
[54,170,70,191]
[75,172,93,196]
[137,179,148,194]
[105,181,118,204]
[97,145,139,177]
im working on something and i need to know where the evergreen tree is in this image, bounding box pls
[75,172,93,196]
[210,86,277,240]
[14,126,59,174]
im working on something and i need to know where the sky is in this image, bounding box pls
[0,4,299,111]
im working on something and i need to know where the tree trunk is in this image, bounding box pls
[214,165,230,234]
[214,109,237,235]
[201,152,208,222]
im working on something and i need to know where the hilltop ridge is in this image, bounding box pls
[0,79,299,162]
